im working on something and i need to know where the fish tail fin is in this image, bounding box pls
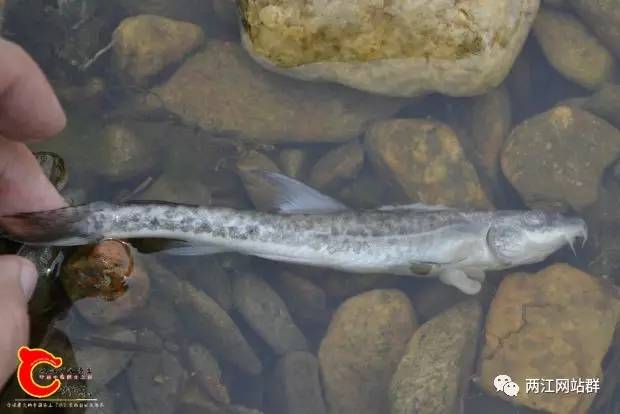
[0,203,109,246]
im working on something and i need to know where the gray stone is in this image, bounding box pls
[319,289,417,414]
[267,351,327,414]
[233,273,308,355]
[149,41,404,143]
[389,300,482,414]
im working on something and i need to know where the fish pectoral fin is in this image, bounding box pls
[439,269,482,295]
[239,170,349,214]
[156,240,230,256]
[378,203,455,212]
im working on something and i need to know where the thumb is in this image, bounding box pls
[0,255,36,389]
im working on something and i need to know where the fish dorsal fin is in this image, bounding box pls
[377,203,454,212]
[241,170,348,214]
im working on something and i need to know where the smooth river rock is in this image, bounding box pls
[533,8,616,89]
[148,41,404,143]
[113,15,205,85]
[501,105,620,211]
[365,119,491,208]
[478,264,620,414]
[389,300,482,414]
[318,289,417,414]
[239,0,540,97]
[569,0,620,59]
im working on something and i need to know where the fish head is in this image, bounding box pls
[487,211,587,266]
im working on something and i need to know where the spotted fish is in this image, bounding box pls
[0,172,587,294]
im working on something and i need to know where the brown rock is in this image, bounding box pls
[389,300,482,414]
[470,85,512,181]
[365,119,491,208]
[318,289,417,414]
[308,142,364,191]
[478,264,620,414]
[117,0,209,24]
[533,8,616,89]
[276,271,329,326]
[570,0,620,59]
[113,15,204,85]
[149,41,404,143]
[501,106,620,211]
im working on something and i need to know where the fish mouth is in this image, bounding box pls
[563,219,588,256]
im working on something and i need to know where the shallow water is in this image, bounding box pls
[1,1,619,414]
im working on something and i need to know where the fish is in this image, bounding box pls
[0,171,588,295]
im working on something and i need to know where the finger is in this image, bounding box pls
[0,256,35,388]
[0,38,66,142]
[0,136,65,215]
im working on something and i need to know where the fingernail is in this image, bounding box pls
[17,258,38,300]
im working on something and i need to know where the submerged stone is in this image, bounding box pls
[478,264,620,414]
[239,0,539,97]
[501,106,620,211]
[533,8,616,89]
[365,119,491,208]
[149,41,405,143]
[318,289,417,414]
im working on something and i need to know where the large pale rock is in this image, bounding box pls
[365,119,491,208]
[113,15,205,85]
[318,289,417,414]
[501,106,620,211]
[239,0,540,97]
[149,41,404,143]
[389,300,482,414]
[478,264,620,414]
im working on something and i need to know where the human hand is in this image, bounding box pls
[0,38,66,388]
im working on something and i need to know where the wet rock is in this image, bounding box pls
[308,142,364,191]
[543,0,566,7]
[179,280,263,375]
[337,172,389,209]
[409,282,469,323]
[276,271,329,326]
[73,325,137,393]
[62,241,150,326]
[580,83,620,129]
[478,264,620,414]
[186,343,230,404]
[389,300,482,414]
[570,0,620,59]
[113,15,204,86]
[319,289,417,414]
[318,270,395,298]
[237,150,280,173]
[117,0,209,24]
[501,106,620,211]
[97,123,158,181]
[56,76,106,108]
[180,257,234,311]
[149,41,404,143]
[278,148,310,180]
[267,351,327,414]
[239,0,539,97]
[128,330,187,414]
[469,85,512,181]
[365,119,491,208]
[138,175,212,206]
[533,8,616,89]
[131,293,180,337]
[233,272,308,354]
[86,388,116,414]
